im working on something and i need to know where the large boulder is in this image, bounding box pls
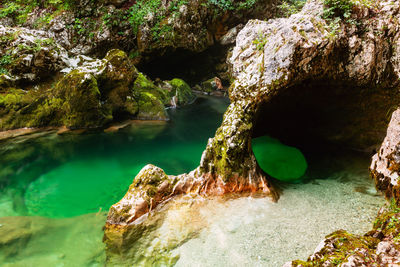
[1,49,142,130]
[159,78,195,107]
[104,164,204,265]
[54,70,107,128]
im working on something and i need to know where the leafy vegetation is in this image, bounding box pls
[0,54,12,75]
[253,32,269,51]
[206,0,258,11]
[127,0,162,35]
[278,0,306,17]
[323,0,354,20]
[0,0,75,25]
[323,0,374,20]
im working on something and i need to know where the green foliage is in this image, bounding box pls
[206,0,258,11]
[323,0,354,20]
[0,0,75,26]
[278,0,306,17]
[389,198,400,213]
[169,0,188,12]
[323,0,373,20]
[0,2,22,19]
[0,54,12,75]
[127,0,162,35]
[253,32,268,51]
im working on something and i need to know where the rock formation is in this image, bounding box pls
[371,108,400,205]
[104,0,400,265]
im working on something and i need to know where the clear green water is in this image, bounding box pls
[0,96,229,266]
[0,96,385,267]
[252,136,308,182]
[0,96,229,219]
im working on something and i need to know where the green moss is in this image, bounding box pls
[168,78,194,106]
[137,91,168,120]
[133,73,169,105]
[55,70,108,128]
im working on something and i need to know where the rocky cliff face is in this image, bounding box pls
[0,0,282,130]
[200,0,400,187]
[0,0,280,59]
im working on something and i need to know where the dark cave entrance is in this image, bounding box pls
[138,44,230,87]
[251,79,400,183]
[252,79,399,153]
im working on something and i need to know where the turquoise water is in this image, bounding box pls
[0,95,385,266]
[252,136,308,182]
[0,96,229,218]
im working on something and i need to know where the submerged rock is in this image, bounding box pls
[252,136,307,182]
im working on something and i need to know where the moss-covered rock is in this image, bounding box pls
[54,70,109,128]
[0,25,68,84]
[167,78,195,106]
[289,202,400,266]
[137,91,168,121]
[200,77,224,93]
[132,73,169,120]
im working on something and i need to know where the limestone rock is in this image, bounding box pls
[371,108,400,204]
[0,25,69,84]
[54,70,106,128]
[200,0,400,186]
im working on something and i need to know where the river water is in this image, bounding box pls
[0,95,385,266]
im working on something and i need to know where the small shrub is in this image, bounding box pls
[323,0,354,20]
[253,32,268,51]
[278,0,306,17]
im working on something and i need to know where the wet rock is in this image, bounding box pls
[106,164,173,223]
[200,77,224,93]
[160,78,195,107]
[104,194,208,266]
[104,164,206,265]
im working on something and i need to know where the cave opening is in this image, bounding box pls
[137,44,230,87]
[251,79,400,182]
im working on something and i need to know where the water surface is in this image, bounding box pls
[0,95,385,266]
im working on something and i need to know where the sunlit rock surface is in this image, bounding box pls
[371,108,400,204]
[104,151,384,266]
